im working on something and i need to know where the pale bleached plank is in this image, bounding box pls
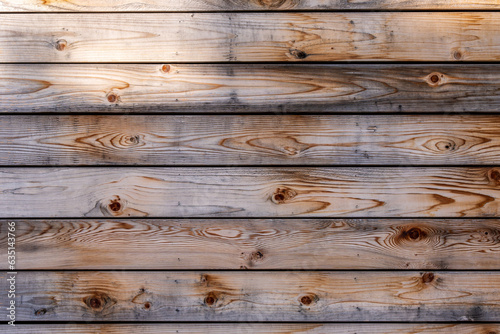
[1,219,498,270]
[1,0,499,11]
[6,324,500,334]
[2,64,500,113]
[2,13,500,62]
[0,167,499,218]
[2,115,500,165]
[5,271,500,321]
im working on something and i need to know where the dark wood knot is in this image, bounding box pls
[453,50,463,60]
[204,292,218,307]
[107,93,118,103]
[34,308,47,316]
[299,294,317,306]
[109,199,121,212]
[55,39,67,51]
[271,187,297,204]
[422,272,435,283]
[144,302,151,310]
[488,168,500,186]
[290,49,308,59]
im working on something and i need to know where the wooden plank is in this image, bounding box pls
[2,219,499,270]
[4,271,500,322]
[0,167,499,218]
[1,0,500,12]
[2,115,500,166]
[6,324,500,334]
[2,64,500,113]
[2,13,500,62]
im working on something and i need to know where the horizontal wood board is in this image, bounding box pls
[2,12,500,62]
[2,64,500,113]
[2,271,500,322]
[1,115,500,165]
[1,219,498,270]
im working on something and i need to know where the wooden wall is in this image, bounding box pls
[1,0,500,332]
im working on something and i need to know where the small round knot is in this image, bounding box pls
[271,187,297,204]
[422,272,435,283]
[290,49,308,59]
[107,93,118,103]
[251,251,264,261]
[488,168,500,186]
[109,200,121,212]
[161,64,171,73]
[144,302,151,310]
[204,292,217,306]
[407,228,422,240]
[453,50,463,60]
[89,297,102,309]
[299,294,317,306]
[426,72,446,86]
[34,308,47,316]
[55,39,67,51]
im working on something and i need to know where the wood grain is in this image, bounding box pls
[1,167,499,218]
[4,271,500,322]
[2,115,500,165]
[2,13,500,62]
[1,0,499,11]
[6,324,500,334]
[2,219,499,270]
[2,64,500,113]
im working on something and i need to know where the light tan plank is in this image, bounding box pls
[2,115,500,165]
[1,219,498,270]
[6,324,500,334]
[1,0,500,11]
[2,13,500,62]
[4,271,500,321]
[0,167,499,218]
[2,64,500,113]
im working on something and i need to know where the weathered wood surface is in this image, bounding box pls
[1,167,499,218]
[5,271,500,321]
[1,0,499,11]
[2,115,500,165]
[2,219,498,270]
[7,324,500,334]
[2,13,500,62]
[2,64,500,113]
